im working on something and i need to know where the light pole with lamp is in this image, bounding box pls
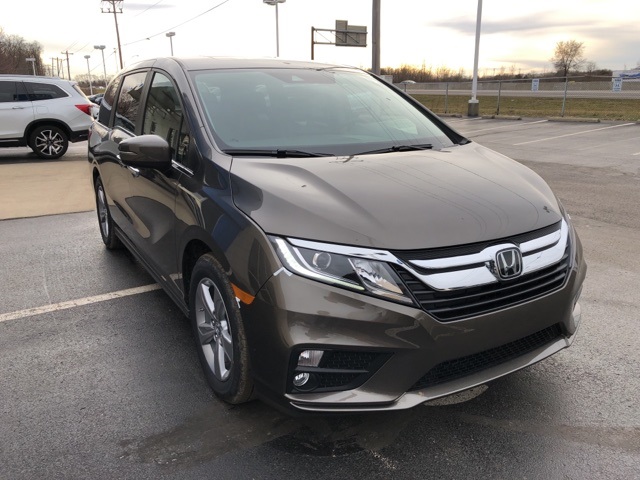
[84,55,94,95]
[94,45,107,86]
[166,32,176,55]
[26,57,36,75]
[263,0,285,57]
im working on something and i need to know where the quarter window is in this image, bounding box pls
[114,72,147,133]
[98,75,122,125]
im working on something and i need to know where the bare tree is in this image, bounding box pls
[551,40,586,77]
[0,27,44,74]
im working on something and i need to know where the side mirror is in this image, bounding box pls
[119,135,172,170]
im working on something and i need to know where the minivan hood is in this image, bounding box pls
[230,143,562,250]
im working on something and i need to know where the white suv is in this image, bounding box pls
[0,75,94,159]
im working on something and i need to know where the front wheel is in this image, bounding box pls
[29,125,68,159]
[189,254,254,404]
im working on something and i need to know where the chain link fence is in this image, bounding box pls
[399,76,640,121]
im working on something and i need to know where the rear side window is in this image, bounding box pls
[24,82,68,101]
[98,76,122,125]
[114,72,147,133]
[0,81,29,102]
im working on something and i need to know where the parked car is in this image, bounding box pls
[88,57,586,413]
[88,93,104,105]
[0,75,94,159]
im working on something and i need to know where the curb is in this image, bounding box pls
[548,117,600,123]
[481,115,522,120]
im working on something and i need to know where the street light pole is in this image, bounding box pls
[372,0,381,75]
[263,0,285,57]
[166,32,175,55]
[84,55,93,95]
[94,45,107,86]
[468,0,483,117]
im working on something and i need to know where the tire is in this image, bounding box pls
[94,177,122,249]
[189,254,254,404]
[29,125,69,159]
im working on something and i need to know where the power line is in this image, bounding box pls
[73,42,91,54]
[123,0,232,47]
[134,0,165,17]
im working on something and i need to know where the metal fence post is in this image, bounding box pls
[561,76,568,117]
[445,82,449,114]
[496,80,502,115]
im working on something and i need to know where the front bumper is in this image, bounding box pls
[241,233,586,413]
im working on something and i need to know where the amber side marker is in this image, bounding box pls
[232,283,255,305]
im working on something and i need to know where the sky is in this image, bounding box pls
[2,0,639,79]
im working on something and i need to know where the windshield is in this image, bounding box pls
[191,68,457,156]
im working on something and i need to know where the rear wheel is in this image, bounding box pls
[189,254,254,404]
[29,125,68,159]
[94,177,122,249]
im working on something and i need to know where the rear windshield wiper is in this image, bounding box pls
[355,144,433,155]
[223,149,334,158]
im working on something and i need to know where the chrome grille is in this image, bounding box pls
[394,221,571,321]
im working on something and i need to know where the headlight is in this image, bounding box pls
[272,237,414,305]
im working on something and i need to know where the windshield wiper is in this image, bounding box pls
[354,144,433,155]
[223,149,334,158]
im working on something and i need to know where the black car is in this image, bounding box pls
[88,57,586,413]
[88,93,104,105]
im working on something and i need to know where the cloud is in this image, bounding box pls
[435,13,596,36]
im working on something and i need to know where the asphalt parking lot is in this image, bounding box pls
[1,118,639,479]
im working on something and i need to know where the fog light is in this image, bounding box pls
[293,373,310,387]
[298,350,324,367]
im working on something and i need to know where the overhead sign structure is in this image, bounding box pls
[335,20,367,48]
[311,20,368,60]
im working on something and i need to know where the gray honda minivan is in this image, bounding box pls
[88,57,586,412]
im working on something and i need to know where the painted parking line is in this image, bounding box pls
[633,151,640,156]
[513,122,636,146]
[0,284,161,324]
[463,119,548,135]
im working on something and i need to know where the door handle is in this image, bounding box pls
[12,106,25,109]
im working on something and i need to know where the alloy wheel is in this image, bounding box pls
[34,129,65,157]
[195,278,234,381]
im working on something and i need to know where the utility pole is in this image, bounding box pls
[84,55,94,95]
[101,1,124,70]
[372,0,381,75]
[61,50,73,80]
